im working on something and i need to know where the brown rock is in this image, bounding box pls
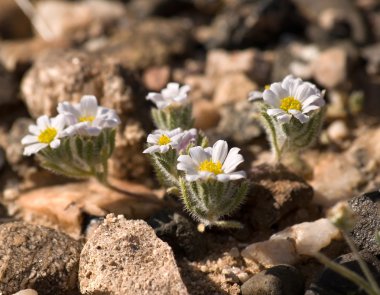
[313,47,347,88]
[205,49,272,84]
[192,99,220,130]
[0,63,17,106]
[309,152,362,207]
[213,73,257,107]
[0,38,71,72]
[0,0,32,39]
[0,222,81,295]
[184,75,216,101]
[21,49,151,180]
[143,65,170,91]
[34,0,126,41]
[97,18,193,70]
[246,164,313,229]
[79,214,189,295]
[16,179,163,238]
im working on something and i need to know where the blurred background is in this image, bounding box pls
[0,0,380,190]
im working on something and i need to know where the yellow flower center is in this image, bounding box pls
[38,127,57,144]
[280,96,301,112]
[264,85,270,90]
[158,134,171,146]
[79,116,95,123]
[198,160,223,175]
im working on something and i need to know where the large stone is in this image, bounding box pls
[271,219,341,257]
[349,192,380,255]
[16,179,163,239]
[246,164,313,229]
[34,0,126,40]
[198,0,296,48]
[312,47,349,88]
[213,73,257,107]
[21,49,151,180]
[79,214,188,295]
[148,210,207,260]
[242,219,341,267]
[205,49,272,84]
[291,0,367,44]
[308,251,380,295]
[241,238,298,268]
[0,0,32,39]
[241,265,304,295]
[192,99,221,130]
[0,222,81,295]
[97,18,193,70]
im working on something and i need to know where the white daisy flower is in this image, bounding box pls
[146,82,191,109]
[143,128,184,154]
[177,140,246,183]
[21,115,66,156]
[250,75,325,124]
[57,95,120,137]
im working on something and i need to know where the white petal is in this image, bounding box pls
[23,143,46,156]
[50,139,61,149]
[302,105,320,113]
[294,83,315,102]
[189,146,209,165]
[303,95,325,108]
[222,148,244,173]
[263,89,281,107]
[212,140,228,163]
[143,145,160,154]
[282,75,302,96]
[186,174,201,182]
[80,95,98,117]
[159,145,170,153]
[177,156,197,174]
[147,133,161,144]
[57,102,81,119]
[168,128,183,137]
[179,85,191,95]
[270,82,288,99]
[289,110,309,124]
[36,115,50,129]
[217,171,246,182]
[248,91,263,101]
[267,108,285,117]
[21,135,38,145]
[51,114,66,132]
[277,114,292,123]
[28,125,40,135]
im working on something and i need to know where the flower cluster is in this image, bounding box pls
[147,82,194,130]
[144,82,248,228]
[249,75,326,163]
[22,95,120,182]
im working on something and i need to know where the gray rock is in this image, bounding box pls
[241,264,304,295]
[292,0,368,44]
[79,214,188,295]
[246,164,314,229]
[308,251,380,295]
[0,222,82,295]
[200,0,297,48]
[348,191,380,255]
[148,210,208,260]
